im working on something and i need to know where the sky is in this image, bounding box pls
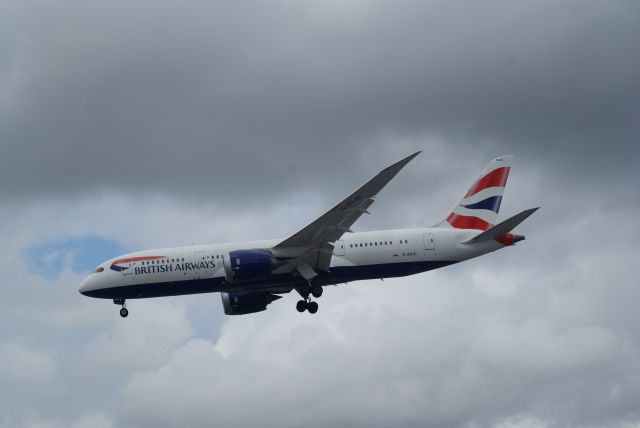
[1,0,640,427]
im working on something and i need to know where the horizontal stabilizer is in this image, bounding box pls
[463,207,539,244]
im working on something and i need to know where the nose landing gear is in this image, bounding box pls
[113,297,128,318]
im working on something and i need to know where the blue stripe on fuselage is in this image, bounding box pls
[81,260,458,299]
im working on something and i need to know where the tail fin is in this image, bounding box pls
[436,156,513,230]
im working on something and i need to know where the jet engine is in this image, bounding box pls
[223,249,277,283]
[220,291,282,315]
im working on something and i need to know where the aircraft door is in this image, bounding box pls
[122,260,133,276]
[334,240,345,256]
[423,233,435,251]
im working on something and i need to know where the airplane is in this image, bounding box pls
[79,153,538,317]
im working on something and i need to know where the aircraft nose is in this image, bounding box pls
[79,277,92,296]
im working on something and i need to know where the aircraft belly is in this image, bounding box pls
[84,277,226,299]
[86,260,458,300]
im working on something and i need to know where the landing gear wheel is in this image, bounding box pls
[307,301,318,314]
[296,300,307,312]
[311,285,323,298]
[114,298,128,318]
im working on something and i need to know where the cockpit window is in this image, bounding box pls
[94,266,104,273]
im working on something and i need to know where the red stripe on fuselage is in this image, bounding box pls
[465,167,510,198]
[447,213,492,231]
[112,256,165,265]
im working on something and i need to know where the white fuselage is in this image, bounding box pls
[79,227,504,300]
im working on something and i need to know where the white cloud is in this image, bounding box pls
[2,163,640,427]
[493,415,552,428]
[0,342,56,384]
[80,300,195,375]
[113,264,640,427]
[0,413,115,428]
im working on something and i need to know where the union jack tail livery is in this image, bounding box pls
[437,156,513,231]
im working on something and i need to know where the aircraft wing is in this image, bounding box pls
[272,151,420,274]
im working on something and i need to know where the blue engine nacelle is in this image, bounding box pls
[220,291,282,315]
[223,249,275,283]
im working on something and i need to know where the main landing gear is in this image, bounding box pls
[113,297,128,318]
[311,285,323,298]
[296,284,323,314]
[296,299,318,314]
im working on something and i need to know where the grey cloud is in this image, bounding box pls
[1,0,639,204]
